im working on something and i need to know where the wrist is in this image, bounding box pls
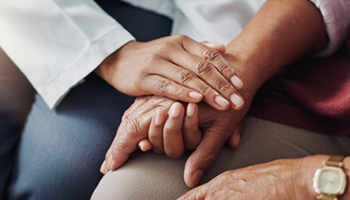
[223,0,328,105]
[299,155,350,200]
[95,41,136,91]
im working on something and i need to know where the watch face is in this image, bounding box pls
[313,166,347,195]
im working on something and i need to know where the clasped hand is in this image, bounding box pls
[98,35,248,188]
[100,95,246,188]
[95,35,244,111]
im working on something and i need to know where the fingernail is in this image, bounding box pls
[215,96,229,108]
[100,160,107,174]
[230,75,244,89]
[189,92,202,101]
[187,103,195,117]
[192,170,204,187]
[169,103,181,118]
[230,93,244,109]
[154,111,164,126]
[107,154,114,170]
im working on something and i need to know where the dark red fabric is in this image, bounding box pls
[249,40,350,135]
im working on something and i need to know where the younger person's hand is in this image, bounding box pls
[95,35,244,111]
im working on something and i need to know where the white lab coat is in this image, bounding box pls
[0,0,349,108]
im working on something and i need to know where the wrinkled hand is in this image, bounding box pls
[178,157,316,200]
[100,96,175,173]
[101,96,241,180]
[138,102,243,156]
[95,35,244,111]
[140,100,246,188]
[182,102,246,187]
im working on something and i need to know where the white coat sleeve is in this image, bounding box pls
[309,0,350,56]
[0,0,135,109]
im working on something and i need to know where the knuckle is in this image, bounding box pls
[157,98,175,110]
[174,34,187,43]
[220,64,235,76]
[201,86,212,97]
[158,42,173,54]
[111,142,124,155]
[173,87,184,97]
[217,81,233,94]
[203,50,221,62]
[155,79,171,94]
[123,117,141,135]
[180,71,195,84]
[194,60,214,74]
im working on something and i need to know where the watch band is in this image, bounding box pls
[317,194,339,200]
[324,155,345,168]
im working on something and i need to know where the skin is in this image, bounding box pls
[178,156,350,200]
[100,96,243,176]
[102,0,330,189]
[95,36,245,111]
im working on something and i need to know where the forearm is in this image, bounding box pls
[224,0,328,102]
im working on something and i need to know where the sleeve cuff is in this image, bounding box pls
[41,27,134,109]
[309,0,350,56]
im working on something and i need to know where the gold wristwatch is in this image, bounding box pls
[313,155,347,200]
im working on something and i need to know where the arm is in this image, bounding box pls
[101,0,332,187]
[0,0,134,108]
[180,0,330,188]
[0,1,245,110]
[224,0,328,105]
[178,155,350,200]
[95,36,245,111]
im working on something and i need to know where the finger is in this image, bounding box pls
[183,103,201,150]
[177,185,207,200]
[172,36,245,110]
[138,139,152,152]
[163,102,185,158]
[106,98,173,171]
[150,61,230,111]
[100,148,112,174]
[122,97,151,119]
[183,36,244,90]
[227,120,243,149]
[149,109,168,154]
[106,112,153,171]
[183,126,228,188]
[201,41,226,55]
[140,75,205,104]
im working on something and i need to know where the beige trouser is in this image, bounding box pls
[91,117,350,200]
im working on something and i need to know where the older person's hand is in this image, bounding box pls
[179,155,350,200]
[99,95,244,186]
[95,35,244,111]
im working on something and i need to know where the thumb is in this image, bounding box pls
[177,185,207,200]
[201,41,226,55]
[183,126,227,188]
[227,120,243,149]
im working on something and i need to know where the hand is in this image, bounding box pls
[99,96,243,176]
[178,156,324,200]
[100,96,175,174]
[95,35,244,111]
[138,103,243,156]
[181,102,247,188]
